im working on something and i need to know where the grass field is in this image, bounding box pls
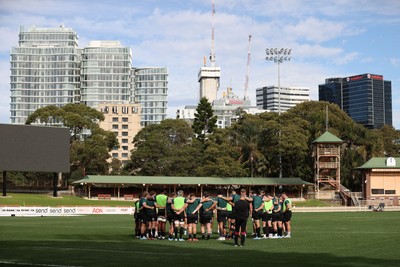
[0,212,399,267]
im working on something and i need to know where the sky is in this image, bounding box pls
[0,0,399,128]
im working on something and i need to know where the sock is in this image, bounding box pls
[174,227,178,238]
[169,233,172,239]
[193,234,197,239]
[256,227,261,237]
[207,234,210,240]
[152,228,156,238]
[263,226,267,235]
[241,234,246,246]
[287,231,291,236]
[202,233,205,239]
[147,229,151,238]
[278,227,283,237]
[269,227,273,235]
[188,234,192,239]
[234,232,239,245]
[180,227,184,239]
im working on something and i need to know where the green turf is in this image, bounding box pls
[0,212,399,267]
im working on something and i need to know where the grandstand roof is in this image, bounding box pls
[73,175,313,186]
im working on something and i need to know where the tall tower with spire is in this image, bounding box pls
[198,0,221,103]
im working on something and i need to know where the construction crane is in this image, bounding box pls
[244,34,252,100]
[210,0,216,67]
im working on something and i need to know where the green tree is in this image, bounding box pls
[192,97,217,143]
[376,125,400,157]
[127,119,201,176]
[195,128,247,177]
[26,104,116,181]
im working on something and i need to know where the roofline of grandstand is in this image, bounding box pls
[73,175,314,186]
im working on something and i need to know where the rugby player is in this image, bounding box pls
[166,192,176,241]
[155,189,168,239]
[144,191,158,239]
[185,193,202,241]
[216,190,228,240]
[262,194,274,238]
[138,192,149,240]
[134,194,141,238]
[200,191,216,240]
[231,188,250,247]
[281,192,292,238]
[171,190,187,241]
[251,191,264,239]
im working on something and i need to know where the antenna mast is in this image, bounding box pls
[210,0,216,67]
[244,34,252,100]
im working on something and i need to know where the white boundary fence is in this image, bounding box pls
[0,206,134,216]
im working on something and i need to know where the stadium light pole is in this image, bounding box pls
[265,48,292,178]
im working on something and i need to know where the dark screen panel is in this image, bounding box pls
[0,124,70,173]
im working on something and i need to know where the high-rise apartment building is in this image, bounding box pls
[98,103,141,164]
[10,26,80,124]
[198,66,220,103]
[80,41,132,109]
[133,67,168,127]
[256,86,309,113]
[319,74,392,129]
[10,26,168,128]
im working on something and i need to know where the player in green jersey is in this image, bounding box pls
[138,192,149,240]
[145,191,157,239]
[251,191,264,239]
[171,190,187,241]
[281,192,292,238]
[185,193,202,241]
[200,191,217,240]
[216,190,228,240]
[262,194,274,238]
[155,189,168,239]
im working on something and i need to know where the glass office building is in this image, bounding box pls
[133,67,168,127]
[10,26,80,124]
[80,41,132,109]
[319,74,392,129]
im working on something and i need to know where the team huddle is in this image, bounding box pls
[134,188,293,246]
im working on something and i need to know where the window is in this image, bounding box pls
[122,125,128,129]
[112,153,118,158]
[112,125,118,129]
[122,146,128,151]
[122,117,128,122]
[112,117,118,122]
[122,139,128,143]
[371,189,384,194]
[122,153,129,158]
[122,132,128,136]
[112,106,118,114]
[385,190,396,194]
[122,106,128,114]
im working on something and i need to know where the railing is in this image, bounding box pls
[318,162,339,168]
[318,148,340,155]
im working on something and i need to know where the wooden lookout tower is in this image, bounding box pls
[313,131,343,193]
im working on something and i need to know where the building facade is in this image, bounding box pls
[357,157,400,206]
[256,86,309,113]
[10,26,80,124]
[80,41,132,109]
[98,103,141,165]
[319,74,392,129]
[133,67,168,127]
